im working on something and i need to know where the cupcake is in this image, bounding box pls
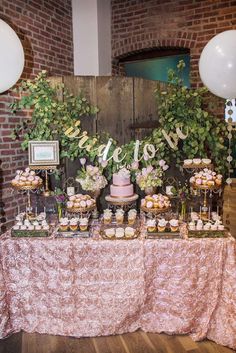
[193,158,201,165]
[103,209,112,224]
[79,218,88,231]
[196,220,203,230]
[218,224,224,231]
[70,218,78,231]
[184,159,192,165]
[125,227,135,238]
[13,225,20,230]
[146,201,154,209]
[66,201,73,209]
[59,218,69,232]
[202,158,211,165]
[146,219,156,232]
[190,212,199,221]
[158,219,168,232]
[188,221,195,231]
[211,223,218,231]
[203,222,211,230]
[128,209,137,224]
[115,210,124,224]
[11,179,18,186]
[169,219,179,232]
[115,227,125,238]
[215,178,222,186]
[105,228,115,238]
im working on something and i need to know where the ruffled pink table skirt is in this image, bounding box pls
[0,236,235,350]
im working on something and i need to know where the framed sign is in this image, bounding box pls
[29,141,59,166]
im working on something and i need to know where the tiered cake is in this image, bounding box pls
[110,169,134,198]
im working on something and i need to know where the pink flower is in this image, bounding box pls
[163,164,169,171]
[142,168,148,176]
[146,165,153,173]
[131,161,139,170]
[80,158,86,165]
[159,159,166,167]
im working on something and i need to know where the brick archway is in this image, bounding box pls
[112,31,197,78]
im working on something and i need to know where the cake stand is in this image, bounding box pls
[66,205,96,217]
[191,183,222,220]
[13,182,43,219]
[105,194,139,212]
[183,163,213,173]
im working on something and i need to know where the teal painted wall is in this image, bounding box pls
[124,54,190,87]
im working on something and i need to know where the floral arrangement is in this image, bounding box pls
[53,188,67,218]
[117,167,131,178]
[171,182,191,201]
[76,159,107,192]
[135,160,169,190]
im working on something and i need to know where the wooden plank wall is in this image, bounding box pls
[62,75,159,144]
[133,78,159,140]
[59,75,160,180]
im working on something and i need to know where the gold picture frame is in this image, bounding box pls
[28,141,59,166]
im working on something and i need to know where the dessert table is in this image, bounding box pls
[0,233,235,350]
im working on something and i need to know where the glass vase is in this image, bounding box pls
[144,186,157,196]
[180,200,186,221]
[57,203,63,220]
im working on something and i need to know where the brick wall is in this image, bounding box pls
[111,0,236,87]
[0,0,73,232]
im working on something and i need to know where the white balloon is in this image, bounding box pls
[0,19,24,93]
[199,30,236,99]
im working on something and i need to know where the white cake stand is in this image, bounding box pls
[105,194,139,211]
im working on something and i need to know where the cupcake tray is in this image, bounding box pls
[55,230,90,238]
[11,229,50,237]
[55,225,91,238]
[100,223,140,240]
[146,229,181,239]
[191,183,221,191]
[187,229,229,238]
[66,205,96,214]
[141,206,170,214]
[183,163,213,170]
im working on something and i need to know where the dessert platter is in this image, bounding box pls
[8,159,227,241]
[11,167,43,190]
[146,217,181,239]
[56,216,91,238]
[183,158,213,170]
[11,212,50,237]
[101,225,139,240]
[187,211,229,238]
[66,194,96,213]
[101,208,139,240]
[190,168,222,190]
[140,194,171,214]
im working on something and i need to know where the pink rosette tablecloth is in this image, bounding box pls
[0,235,235,350]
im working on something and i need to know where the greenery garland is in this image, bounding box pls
[10,62,228,180]
[154,61,228,174]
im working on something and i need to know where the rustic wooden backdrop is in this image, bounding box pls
[51,76,165,178]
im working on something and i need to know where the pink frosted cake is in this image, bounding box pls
[110,169,134,198]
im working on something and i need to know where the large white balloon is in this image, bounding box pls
[0,19,24,93]
[199,30,236,99]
